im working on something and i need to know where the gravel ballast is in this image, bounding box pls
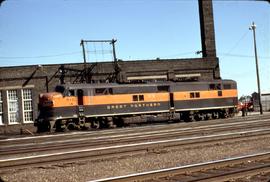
[1,135,270,182]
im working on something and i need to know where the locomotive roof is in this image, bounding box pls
[60,79,236,89]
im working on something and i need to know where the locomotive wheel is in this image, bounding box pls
[37,124,44,133]
[219,111,228,118]
[228,109,235,117]
[67,122,76,130]
[82,122,91,130]
[212,112,219,119]
[91,120,100,129]
[37,121,51,133]
[55,120,66,132]
[100,120,108,128]
[114,117,124,127]
[194,113,203,121]
[182,112,194,122]
[204,113,212,120]
[230,113,235,117]
[107,121,117,128]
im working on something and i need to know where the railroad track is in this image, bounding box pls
[1,115,270,172]
[1,117,270,157]
[1,114,269,147]
[92,152,270,182]
[1,128,270,172]
[1,113,269,145]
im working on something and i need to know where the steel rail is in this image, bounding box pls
[0,128,270,171]
[91,152,270,182]
[0,113,270,141]
[1,113,269,147]
[1,118,270,157]
[2,118,270,148]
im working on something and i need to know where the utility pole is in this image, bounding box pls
[249,22,263,115]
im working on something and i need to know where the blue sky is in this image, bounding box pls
[0,0,269,96]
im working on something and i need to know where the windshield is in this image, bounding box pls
[55,85,65,93]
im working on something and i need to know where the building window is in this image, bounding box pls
[7,90,19,124]
[0,91,3,125]
[22,89,33,123]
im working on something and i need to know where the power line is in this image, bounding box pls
[225,30,249,55]
[159,51,198,59]
[0,51,269,60]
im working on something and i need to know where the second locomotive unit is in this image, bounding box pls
[35,79,238,132]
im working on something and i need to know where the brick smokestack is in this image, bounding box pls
[198,0,217,58]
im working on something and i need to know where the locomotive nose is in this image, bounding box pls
[39,92,62,107]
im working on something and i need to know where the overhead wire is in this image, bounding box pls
[158,51,199,59]
[224,30,250,55]
[219,28,270,59]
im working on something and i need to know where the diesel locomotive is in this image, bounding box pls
[35,79,238,132]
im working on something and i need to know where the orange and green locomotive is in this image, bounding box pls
[35,79,238,132]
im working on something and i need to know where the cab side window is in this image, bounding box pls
[190,92,200,98]
[218,90,223,97]
[133,95,144,101]
[68,90,75,96]
[223,84,231,89]
[95,88,113,95]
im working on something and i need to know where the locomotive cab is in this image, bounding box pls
[35,86,65,132]
[35,84,92,132]
[35,85,72,132]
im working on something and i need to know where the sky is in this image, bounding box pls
[0,0,269,97]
